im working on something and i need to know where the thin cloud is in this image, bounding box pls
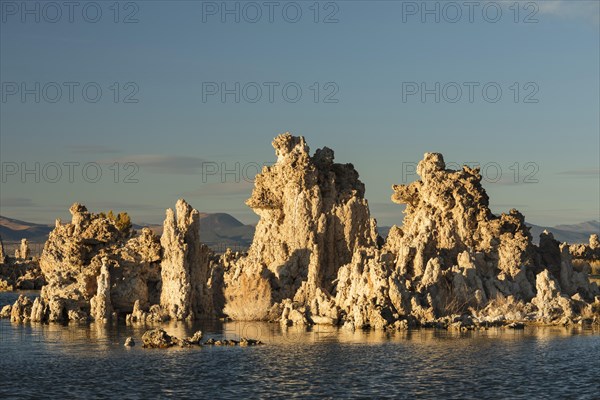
[101,155,208,175]
[83,201,160,212]
[482,177,540,186]
[184,181,255,198]
[0,197,37,207]
[490,203,529,209]
[537,1,600,24]
[557,169,600,177]
[67,145,121,155]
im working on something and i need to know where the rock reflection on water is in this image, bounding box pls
[0,293,599,399]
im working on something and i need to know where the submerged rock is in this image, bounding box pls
[124,337,135,347]
[202,337,263,346]
[239,337,263,346]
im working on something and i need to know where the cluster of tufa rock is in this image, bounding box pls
[6,200,212,324]
[139,328,262,348]
[4,133,599,329]
[0,236,45,291]
[219,135,600,329]
[14,238,31,260]
[141,328,204,348]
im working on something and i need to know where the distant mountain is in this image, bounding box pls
[0,216,53,243]
[2,214,596,249]
[1,213,256,249]
[377,226,391,239]
[378,220,599,245]
[528,221,599,245]
[135,213,255,248]
[197,213,255,247]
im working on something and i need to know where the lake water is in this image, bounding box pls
[1,291,598,399]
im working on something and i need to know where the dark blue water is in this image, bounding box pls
[0,292,598,399]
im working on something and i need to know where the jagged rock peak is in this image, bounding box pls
[223,133,378,317]
[0,235,6,263]
[160,199,211,321]
[32,202,161,323]
[273,133,309,162]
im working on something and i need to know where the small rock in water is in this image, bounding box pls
[124,337,135,347]
[203,337,262,346]
[142,329,175,348]
[187,330,203,345]
[507,322,525,330]
[0,305,12,319]
[240,337,263,346]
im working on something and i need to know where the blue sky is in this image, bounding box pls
[1,0,599,228]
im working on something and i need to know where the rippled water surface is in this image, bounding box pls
[0,292,598,399]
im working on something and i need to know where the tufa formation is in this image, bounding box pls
[5,133,600,328]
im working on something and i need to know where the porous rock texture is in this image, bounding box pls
[14,238,31,260]
[0,260,45,291]
[222,133,378,322]
[220,139,600,328]
[14,203,162,322]
[6,134,600,329]
[89,257,113,322]
[0,236,7,264]
[159,199,212,321]
[141,328,204,348]
[569,234,600,263]
[335,153,599,328]
[0,235,45,291]
[7,200,215,323]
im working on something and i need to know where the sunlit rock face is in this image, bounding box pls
[334,153,537,329]
[9,199,213,324]
[388,153,536,284]
[14,238,30,260]
[160,199,212,321]
[336,153,599,329]
[222,133,378,320]
[569,234,600,262]
[215,140,599,329]
[5,135,599,328]
[90,257,113,322]
[0,235,6,264]
[248,134,377,297]
[35,203,161,322]
[0,234,45,290]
